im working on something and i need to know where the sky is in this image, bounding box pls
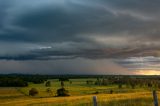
[0,0,160,75]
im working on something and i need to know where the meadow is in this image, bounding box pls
[0,78,159,106]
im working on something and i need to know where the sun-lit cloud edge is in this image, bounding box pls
[134,70,160,75]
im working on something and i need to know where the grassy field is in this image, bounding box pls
[0,78,158,106]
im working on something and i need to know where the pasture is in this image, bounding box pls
[0,78,159,106]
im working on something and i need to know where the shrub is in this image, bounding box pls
[56,88,70,96]
[29,88,39,96]
[118,84,122,89]
[110,89,113,94]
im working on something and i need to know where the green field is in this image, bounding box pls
[0,78,158,106]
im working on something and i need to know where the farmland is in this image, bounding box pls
[0,76,160,106]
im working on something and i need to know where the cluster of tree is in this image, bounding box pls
[0,73,75,87]
[20,75,47,84]
[1,74,160,88]
[93,76,160,89]
[0,74,49,87]
[0,74,70,87]
[0,77,28,87]
[59,78,69,81]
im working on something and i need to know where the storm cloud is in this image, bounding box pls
[0,0,160,74]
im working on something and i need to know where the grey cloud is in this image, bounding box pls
[0,0,160,74]
[0,58,131,74]
[1,0,160,43]
[116,56,160,71]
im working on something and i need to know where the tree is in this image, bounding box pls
[95,78,101,85]
[130,83,135,89]
[45,81,51,87]
[148,83,152,88]
[56,88,70,96]
[29,88,39,96]
[70,81,72,84]
[118,83,122,89]
[61,81,64,88]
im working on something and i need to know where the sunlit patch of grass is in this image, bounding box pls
[0,78,159,106]
[0,92,158,106]
[101,98,153,106]
[0,87,25,101]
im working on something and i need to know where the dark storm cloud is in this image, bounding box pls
[1,0,160,42]
[0,0,160,61]
[0,0,160,74]
[0,1,11,29]
[0,59,131,75]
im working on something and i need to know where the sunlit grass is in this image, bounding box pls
[0,92,157,106]
[0,78,158,106]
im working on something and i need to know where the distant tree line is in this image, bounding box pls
[0,77,28,87]
[59,78,69,81]
[0,74,71,87]
[93,76,160,89]
[0,74,48,87]
[1,74,160,87]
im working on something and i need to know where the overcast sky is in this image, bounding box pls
[0,0,160,75]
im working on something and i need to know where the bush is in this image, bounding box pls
[29,88,39,96]
[56,88,70,96]
[45,81,51,87]
[110,89,113,94]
